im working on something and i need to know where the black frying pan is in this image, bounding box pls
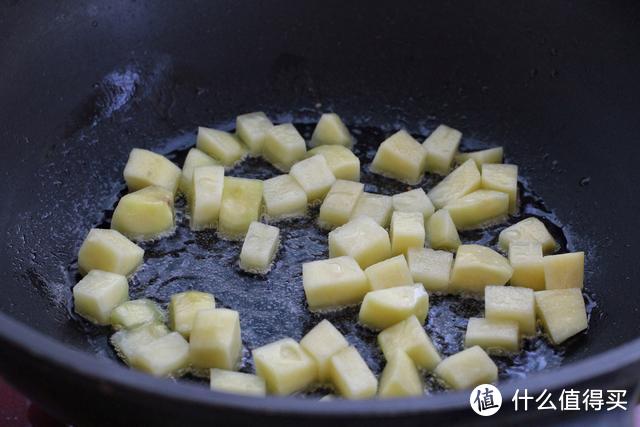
[1,1,640,425]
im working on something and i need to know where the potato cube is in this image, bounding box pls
[302,256,370,310]
[318,180,364,229]
[300,320,349,382]
[450,245,513,293]
[190,165,225,231]
[379,351,423,398]
[236,111,273,155]
[289,155,336,202]
[498,217,558,254]
[364,254,413,291]
[377,315,441,371]
[350,192,393,227]
[426,210,461,251]
[434,346,498,390]
[77,228,144,276]
[455,147,504,166]
[407,247,452,292]
[196,127,247,167]
[123,148,181,195]
[73,270,129,325]
[390,211,425,256]
[262,174,307,220]
[111,186,175,241]
[310,113,354,148]
[169,291,216,338]
[464,317,520,354]
[239,222,280,274]
[328,346,377,399]
[179,148,219,199]
[253,338,317,395]
[427,159,481,209]
[370,130,427,185]
[130,332,190,377]
[306,145,360,181]
[543,252,585,290]
[262,123,307,172]
[110,299,164,330]
[482,163,518,213]
[190,309,242,370]
[392,188,435,221]
[328,216,391,268]
[535,288,588,344]
[485,285,536,335]
[359,284,429,330]
[444,189,509,230]
[210,369,266,396]
[423,124,462,175]
[509,242,545,290]
[218,177,263,240]
[111,322,169,365]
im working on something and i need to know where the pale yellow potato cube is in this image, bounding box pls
[111,322,169,365]
[450,245,513,293]
[289,155,336,202]
[77,228,144,276]
[370,130,427,185]
[392,188,435,221]
[306,145,360,181]
[423,124,462,175]
[310,113,354,148]
[239,221,280,274]
[427,159,481,209]
[318,180,364,229]
[509,242,545,290]
[485,285,536,336]
[179,148,219,199]
[454,147,504,166]
[364,254,413,291]
[236,111,273,155]
[359,284,429,330]
[535,288,588,344]
[218,177,263,240]
[498,217,558,254]
[196,127,247,167]
[300,319,349,382]
[130,332,190,377]
[262,123,307,172]
[169,291,216,338]
[543,252,585,290]
[73,270,129,325]
[407,247,452,292]
[350,192,393,227]
[379,351,423,398]
[123,148,181,195]
[111,186,175,241]
[390,211,425,256]
[190,309,242,370]
[253,338,317,395]
[426,210,461,251]
[110,299,164,330]
[190,165,225,231]
[210,369,266,396]
[328,346,377,399]
[262,174,307,220]
[482,163,518,213]
[377,315,441,371]
[328,216,391,268]
[444,189,509,230]
[434,346,498,390]
[302,256,370,311]
[464,317,520,354]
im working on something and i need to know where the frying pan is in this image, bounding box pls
[1,0,640,425]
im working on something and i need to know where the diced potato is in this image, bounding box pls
[328,216,392,268]
[77,228,144,276]
[407,247,453,292]
[252,338,317,395]
[364,254,413,291]
[73,270,129,325]
[464,317,520,354]
[498,217,558,254]
[370,130,427,185]
[328,346,378,399]
[262,174,308,220]
[190,165,225,231]
[535,288,588,344]
[359,284,429,330]
[302,256,370,311]
[130,332,190,377]
[350,192,393,227]
[239,221,280,274]
[377,315,441,371]
[196,127,247,167]
[210,369,266,396]
[379,351,423,398]
[390,211,425,256]
[426,210,461,251]
[179,148,219,199]
[434,346,498,390]
[509,242,545,290]
[444,189,509,230]
[236,111,273,156]
[111,186,175,241]
[289,155,336,202]
[110,299,164,330]
[169,291,216,338]
[218,177,263,240]
[485,285,536,336]
[392,188,435,222]
[318,180,364,229]
[427,159,481,209]
[262,123,307,172]
[306,145,360,181]
[123,148,181,195]
[455,147,504,166]
[111,322,169,365]
[482,163,518,213]
[190,309,242,370]
[310,113,354,148]
[450,245,513,293]
[423,124,462,175]
[300,320,349,382]
[543,252,585,289]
